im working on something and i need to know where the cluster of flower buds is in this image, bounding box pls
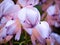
[0,0,60,45]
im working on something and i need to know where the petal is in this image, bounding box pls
[23,27,32,35]
[33,7,40,22]
[1,17,8,24]
[35,21,51,39]
[54,22,60,27]
[13,18,21,33]
[51,33,60,44]
[3,0,14,13]
[17,0,27,7]
[15,30,21,41]
[7,24,16,35]
[32,28,45,45]
[46,5,55,16]
[0,35,13,43]
[5,20,15,27]
[31,34,36,45]
[17,0,39,7]
[4,5,20,15]
[17,8,26,23]
[26,7,40,25]
[14,19,21,41]
[0,0,14,17]
[4,35,13,43]
[22,22,32,28]
[0,27,7,38]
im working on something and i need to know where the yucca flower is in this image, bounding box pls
[18,6,51,45]
[0,0,21,43]
[17,0,39,7]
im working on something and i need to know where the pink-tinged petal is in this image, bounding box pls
[1,17,8,24]
[51,33,60,44]
[5,20,15,27]
[0,27,7,38]
[35,21,51,39]
[4,35,13,43]
[22,18,32,28]
[32,28,45,45]
[46,5,55,16]
[4,5,20,15]
[3,0,14,13]
[0,35,13,43]
[13,18,21,41]
[31,34,36,45]
[18,8,26,23]
[15,30,21,41]
[23,27,32,35]
[7,24,16,35]
[13,18,21,33]
[0,0,14,17]
[17,0,39,7]
[4,20,16,35]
